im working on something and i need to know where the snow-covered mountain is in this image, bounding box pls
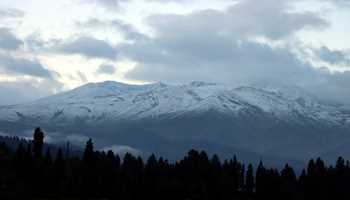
[0,81,349,164]
[0,81,348,125]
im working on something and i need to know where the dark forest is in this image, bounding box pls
[0,128,349,200]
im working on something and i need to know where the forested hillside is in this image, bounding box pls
[0,128,349,200]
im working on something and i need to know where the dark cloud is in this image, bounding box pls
[57,36,118,60]
[0,28,23,50]
[0,52,53,79]
[316,46,350,66]
[97,64,116,74]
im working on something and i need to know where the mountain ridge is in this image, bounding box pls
[0,81,349,164]
[0,81,348,125]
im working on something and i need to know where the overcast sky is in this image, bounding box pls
[0,0,350,105]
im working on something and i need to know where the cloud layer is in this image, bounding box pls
[0,8,24,19]
[0,53,53,79]
[97,63,116,74]
[0,0,349,105]
[316,46,350,66]
[114,0,349,103]
[57,36,118,60]
[117,0,327,86]
[0,28,23,50]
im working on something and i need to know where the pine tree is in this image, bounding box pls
[281,164,297,200]
[231,155,240,192]
[239,164,245,191]
[336,157,345,171]
[255,160,266,197]
[245,164,255,194]
[13,143,26,177]
[44,148,53,166]
[83,138,95,167]
[53,148,65,195]
[33,127,44,159]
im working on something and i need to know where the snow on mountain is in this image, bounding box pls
[0,81,349,126]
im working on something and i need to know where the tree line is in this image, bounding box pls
[0,128,350,200]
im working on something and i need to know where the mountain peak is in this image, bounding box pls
[0,80,349,165]
[1,80,348,127]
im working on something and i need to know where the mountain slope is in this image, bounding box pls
[0,81,349,163]
[0,81,348,125]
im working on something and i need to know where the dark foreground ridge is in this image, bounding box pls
[0,128,349,200]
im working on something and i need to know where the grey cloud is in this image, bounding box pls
[0,8,24,18]
[67,72,88,83]
[25,33,46,51]
[86,0,190,8]
[305,70,350,104]
[227,0,328,39]
[85,0,129,9]
[321,0,350,6]
[122,34,350,103]
[0,79,63,105]
[97,64,116,74]
[94,0,127,7]
[121,38,318,86]
[76,18,111,27]
[98,20,146,40]
[148,0,194,1]
[0,52,53,79]
[147,0,328,40]
[57,36,118,60]
[147,0,196,2]
[0,28,23,50]
[77,71,88,83]
[119,0,328,84]
[316,46,350,66]
[115,1,350,104]
[76,18,147,40]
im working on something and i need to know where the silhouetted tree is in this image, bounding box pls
[280,164,297,200]
[5,128,350,200]
[255,161,265,194]
[13,143,26,178]
[52,148,65,195]
[44,148,53,166]
[83,138,95,167]
[33,127,44,159]
[245,164,254,194]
